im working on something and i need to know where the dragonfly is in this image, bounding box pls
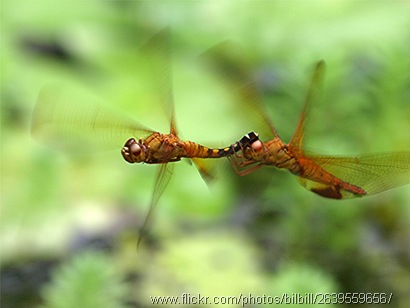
[31,29,253,245]
[201,42,410,199]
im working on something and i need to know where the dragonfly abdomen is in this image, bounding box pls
[183,132,260,159]
[295,156,366,199]
[183,141,237,158]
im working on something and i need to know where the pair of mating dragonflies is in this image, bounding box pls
[32,29,410,242]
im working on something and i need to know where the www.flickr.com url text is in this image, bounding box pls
[150,292,393,306]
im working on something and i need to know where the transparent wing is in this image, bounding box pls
[289,61,325,149]
[299,152,410,198]
[142,29,222,180]
[31,85,154,152]
[136,30,213,246]
[190,157,217,183]
[137,162,174,248]
[137,30,180,246]
[139,27,177,135]
[199,41,276,139]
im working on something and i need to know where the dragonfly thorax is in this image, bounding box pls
[244,137,294,167]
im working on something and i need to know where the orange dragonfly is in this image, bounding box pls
[201,43,410,199]
[31,29,249,244]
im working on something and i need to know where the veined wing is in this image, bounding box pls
[31,85,154,153]
[137,162,174,248]
[138,27,177,136]
[289,61,325,150]
[137,29,188,238]
[299,152,410,199]
[142,29,219,181]
[199,41,276,140]
[134,30,177,244]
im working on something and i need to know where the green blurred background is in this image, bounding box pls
[1,1,410,307]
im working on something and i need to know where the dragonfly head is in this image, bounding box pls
[239,132,265,161]
[249,139,263,152]
[121,138,148,163]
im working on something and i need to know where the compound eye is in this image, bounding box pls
[250,140,263,152]
[130,143,141,156]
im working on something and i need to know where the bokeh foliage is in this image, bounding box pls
[1,1,409,307]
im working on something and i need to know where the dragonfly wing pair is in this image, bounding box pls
[32,29,250,247]
[31,29,177,245]
[201,42,410,199]
[32,86,154,153]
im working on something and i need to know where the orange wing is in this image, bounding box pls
[289,61,325,150]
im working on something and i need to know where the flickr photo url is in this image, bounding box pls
[150,292,393,306]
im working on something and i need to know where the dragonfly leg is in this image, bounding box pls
[228,156,263,176]
[229,151,259,167]
[230,151,248,165]
[148,157,181,164]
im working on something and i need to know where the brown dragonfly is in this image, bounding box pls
[201,42,410,199]
[31,29,252,244]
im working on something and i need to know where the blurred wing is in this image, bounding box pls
[299,152,410,198]
[191,158,216,183]
[141,29,220,182]
[289,60,325,149]
[199,41,276,139]
[139,27,177,135]
[31,85,153,152]
[137,162,174,248]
